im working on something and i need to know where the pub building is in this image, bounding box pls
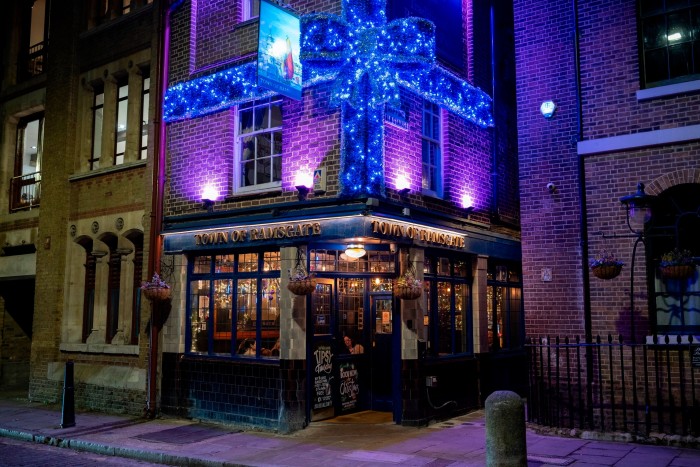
[157,0,522,432]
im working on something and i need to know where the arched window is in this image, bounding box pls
[647,183,700,334]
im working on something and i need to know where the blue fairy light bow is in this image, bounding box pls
[163,0,494,198]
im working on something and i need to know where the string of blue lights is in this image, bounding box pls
[162,0,494,198]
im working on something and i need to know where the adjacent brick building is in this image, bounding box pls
[514,0,700,434]
[0,0,161,414]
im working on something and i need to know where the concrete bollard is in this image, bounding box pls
[485,390,526,467]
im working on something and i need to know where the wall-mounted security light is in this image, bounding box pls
[540,100,557,119]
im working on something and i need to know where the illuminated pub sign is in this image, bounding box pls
[163,217,466,252]
[257,0,302,100]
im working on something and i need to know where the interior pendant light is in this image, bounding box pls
[345,244,366,259]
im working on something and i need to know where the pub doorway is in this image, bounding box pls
[308,277,397,422]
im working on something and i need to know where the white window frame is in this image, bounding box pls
[421,100,443,198]
[234,97,283,195]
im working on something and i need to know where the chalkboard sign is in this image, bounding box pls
[691,345,700,368]
[339,361,360,412]
[312,342,334,412]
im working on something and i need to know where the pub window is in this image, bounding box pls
[236,97,283,193]
[487,262,523,351]
[188,250,281,358]
[309,249,396,274]
[423,254,472,356]
[639,1,700,88]
[422,100,443,197]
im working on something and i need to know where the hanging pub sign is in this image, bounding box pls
[257,0,302,100]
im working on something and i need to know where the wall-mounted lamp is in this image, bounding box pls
[202,198,214,212]
[540,100,557,119]
[399,187,410,196]
[295,184,311,201]
[345,244,366,259]
[547,182,557,194]
[201,184,218,212]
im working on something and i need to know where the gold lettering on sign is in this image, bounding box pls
[193,222,321,247]
[370,220,465,249]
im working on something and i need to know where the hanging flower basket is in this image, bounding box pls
[659,248,695,281]
[660,264,695,280]
[287,277,317,295]
[394,255,423,300]
[287,247,316,295]
[589,251,624,280]
[591,264,622,280]
[143,286,172,301]
[394,283,423,300]
[141,273,171,302]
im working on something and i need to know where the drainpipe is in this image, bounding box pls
[571,0,594,427]
[489,2,499,221]
[146,0,183,419]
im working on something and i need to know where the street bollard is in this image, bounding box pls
[60,361,76,428]
[485,390,526,467]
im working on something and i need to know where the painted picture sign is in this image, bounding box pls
[257,0,302,100]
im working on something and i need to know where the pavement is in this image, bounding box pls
[1,392,700,466]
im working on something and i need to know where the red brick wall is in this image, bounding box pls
[515,0,700,340]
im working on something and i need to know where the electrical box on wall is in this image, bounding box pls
[426,376,437,387]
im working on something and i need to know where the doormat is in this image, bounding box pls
[133,424,240,444]
[326,411,393,424]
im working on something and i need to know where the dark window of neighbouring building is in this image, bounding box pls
[188,250,281,358]
[639,0,700,88]
[12,113,43,211]
[423,253,472,356]
[648,183,700,334]
[487,262,523,351]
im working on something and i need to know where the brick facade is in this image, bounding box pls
[514,0,700,340]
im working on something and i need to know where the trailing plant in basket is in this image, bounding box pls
[660,248,694,267]
[589,251,624,269]
[141,272,170,290]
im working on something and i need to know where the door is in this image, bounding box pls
[370,295,394,411]
[309,280,334,421]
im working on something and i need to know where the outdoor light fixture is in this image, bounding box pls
[295,184,311,201]
[620,182,656,232]
[201,185,218,212]
[345,244,366,259]
[540,100,557,119]
[619,182,656,344]
[399,187,410,195]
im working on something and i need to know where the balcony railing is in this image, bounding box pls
[26,41,46,77]
[10,172,41,211]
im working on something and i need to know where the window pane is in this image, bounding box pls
[437,281,452,354]
[455,283,468,353]
[272,154,282,182]
[215,254,235,273]
[240,107,253,134]
[270,103,282,127]
[261,277,280,358]
[508,287,522,348]
[190,280,209,353]
[669,42,692,78]
[242,160,255,187]
[115,84,128,164]
[236,278,257,356]
[643,15,667,49]
[192,255,211,274]
[645,48,669,82]
[213,279,233,354]
[141,77,150,159]
[238,253,258,272]
[92,92,104,167]
[263,251,281,271]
